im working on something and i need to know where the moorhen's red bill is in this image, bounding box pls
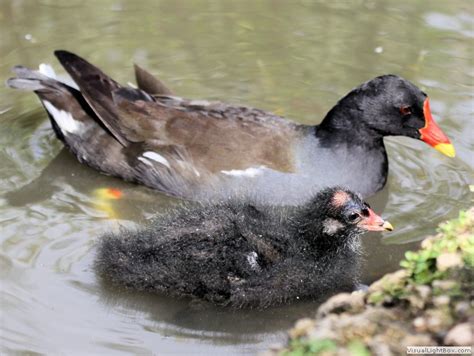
[419,99,455,157]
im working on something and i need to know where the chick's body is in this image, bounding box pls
[96,188,368,308]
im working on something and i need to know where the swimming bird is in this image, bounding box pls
[7,51,454,204]
[95,187,393,308]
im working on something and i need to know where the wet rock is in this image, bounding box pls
[444,323,472,346]
[415,285,431,302]
[369,338,392,356]
[424,309,453,334]
[457,232,471,245]
[453,301,471,318]
[308,307,391,344]
[432,295,450,307]
[406,285,431,310]
[288,318,314,339]
[436,252,463,271]
[421,236,435,250]
[316,291,365,317]
[407,295,424,310]
[432,279,457,292]
[368,269,408,294]
[268,208,473,356]
[400,334,436,349]
[305,315,339,341]
[413,316,427,333]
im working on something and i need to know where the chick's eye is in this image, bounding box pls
[400,105,412,116]
[348,213,359,222]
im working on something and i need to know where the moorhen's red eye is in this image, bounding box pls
[400,105,412,116]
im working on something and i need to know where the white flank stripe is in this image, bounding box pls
[142,151,171,168]
[138,157,153,166]
[221,166,265,178]
[43,101,82,134]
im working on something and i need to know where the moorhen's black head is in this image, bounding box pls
[320,75,455,157]
[296,187,393,250]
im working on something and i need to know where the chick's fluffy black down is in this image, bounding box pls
[95,190,363,308]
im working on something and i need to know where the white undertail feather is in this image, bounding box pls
[39,64,57,79]
[38,63,79,90]
[42,100,82,134]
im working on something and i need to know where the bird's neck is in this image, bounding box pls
[315,101,384,149]
[316,230,356,255]
[293,210,356,257]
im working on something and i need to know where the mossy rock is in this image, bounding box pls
[268,208,473,356]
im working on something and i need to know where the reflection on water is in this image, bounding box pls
[1,0,472,354]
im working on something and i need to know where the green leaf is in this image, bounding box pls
[400,260,410,268]
[348,340,371,356]
[405,251,416,261]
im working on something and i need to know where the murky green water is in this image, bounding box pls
[1,1,472,354]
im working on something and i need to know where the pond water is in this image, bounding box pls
[1,1,472,354]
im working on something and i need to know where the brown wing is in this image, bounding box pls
[113,92,298,173]
[55,51,298,175]
[163,109,296,173]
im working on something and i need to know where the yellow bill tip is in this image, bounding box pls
[383,221,394,231]
[434,143,456,158]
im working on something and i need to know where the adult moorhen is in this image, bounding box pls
[95,187,393,308]
[7,51,455,203]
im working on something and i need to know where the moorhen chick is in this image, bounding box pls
[95,187,393,308]
[7,51,455,203]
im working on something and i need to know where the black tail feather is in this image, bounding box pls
[134,64,174,96]
[54,50,129,146]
